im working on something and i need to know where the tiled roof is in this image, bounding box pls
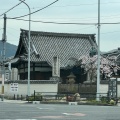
[5,58,19,65]
[102,48,120,65]
[15,29,97,68]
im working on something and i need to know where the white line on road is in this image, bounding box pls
[37,107,54,110]
[63,113,72,115]
[62,112,86,116]
[0,119,37,120]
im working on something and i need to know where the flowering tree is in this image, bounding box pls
[79,54,120,83]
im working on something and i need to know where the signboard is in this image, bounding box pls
[108,78,117,98]
[10,83,18,92]
[5,72,9,81]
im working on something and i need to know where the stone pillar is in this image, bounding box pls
[50,56,60,82]
[52,56,60,77]
[11,68,18,81]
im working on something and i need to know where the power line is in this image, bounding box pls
[1,0,120,23]
[10,0,59,19]
[69,26,95,32]
[0,1,120,11]
[7,17,120,25]
[102,22,120,25]
[7,18,96,25]
[0,0,25,17]
[17,1,120,9]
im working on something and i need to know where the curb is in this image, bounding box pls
[1,100,118,106]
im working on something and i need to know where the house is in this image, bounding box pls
[102,48,120,77]
[102,48,120,65]
[9,29,97,83]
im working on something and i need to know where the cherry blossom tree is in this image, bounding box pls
[79,54,120,83]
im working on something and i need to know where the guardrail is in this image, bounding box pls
[26,90,110,102]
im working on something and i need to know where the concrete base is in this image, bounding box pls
[33,101,40,104]
[69,102,78,105]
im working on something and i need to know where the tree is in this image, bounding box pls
[79,54,120,83]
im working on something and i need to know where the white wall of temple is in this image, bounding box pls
[100,84,120,97]
[0,68,2,81]
[1,82,120,97]
[0,83,58,97]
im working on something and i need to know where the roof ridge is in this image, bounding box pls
[20,29,95,38]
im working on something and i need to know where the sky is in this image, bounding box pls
[0,0,120,52]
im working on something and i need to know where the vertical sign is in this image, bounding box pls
[10,83,18,92]
[108,78,117,99]
[5,72,9,81]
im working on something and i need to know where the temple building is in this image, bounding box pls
[7,29,97,83]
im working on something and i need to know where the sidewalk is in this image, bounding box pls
[1,99,120,106]
[0,99,28,104]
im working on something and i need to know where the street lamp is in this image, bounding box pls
[19,0,31,96]
[96,0,100,101]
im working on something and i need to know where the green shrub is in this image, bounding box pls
[28,96,34,101]
[27,93,42,101]
[109,99,115,105]
[100,96,108,103]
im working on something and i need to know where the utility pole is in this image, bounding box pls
[1,14,7,101]
[96,0,100,101]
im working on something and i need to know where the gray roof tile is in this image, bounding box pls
[15,29,97,68]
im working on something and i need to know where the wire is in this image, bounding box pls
[0,0,25,17]
[7,17,120,25]
[17,1,120,9]
[10,0,59,19]
[7,18,96,25]
[0,1,120,11]
[69,26,95,32]
[102,22,120,25]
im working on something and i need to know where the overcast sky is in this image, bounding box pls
[0,0,120,52]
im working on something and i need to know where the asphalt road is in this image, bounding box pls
[0,102,120,120]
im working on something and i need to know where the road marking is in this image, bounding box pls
[37,107,54,110]
[63,112,86,116]
[62,113,71,115]
[0,119,37,120]
[33,116,64,119]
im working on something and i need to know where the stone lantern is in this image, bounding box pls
[67,72,76,84]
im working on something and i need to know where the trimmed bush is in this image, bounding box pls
[109,99,115,105]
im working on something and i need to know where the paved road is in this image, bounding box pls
[0,102,120,120]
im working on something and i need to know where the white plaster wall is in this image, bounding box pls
[1,83,58,97]
[1,83,120,98]
[100,84,120,97]
[0,69,2,81]
[100,84,108,94]
[117,85,120,97]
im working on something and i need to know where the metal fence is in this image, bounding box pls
[25,90,108,102]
